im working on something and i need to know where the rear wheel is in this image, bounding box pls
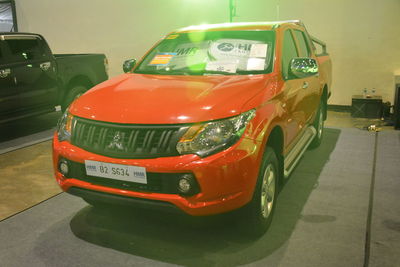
[246,147,279,236]
[309,100,324,149]
[61,85,87,112]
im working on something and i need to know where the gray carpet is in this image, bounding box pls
[370,131,400,267]
[0,128,398,267]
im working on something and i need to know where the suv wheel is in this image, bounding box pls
[246,147,279,236]
[309,100,324,149]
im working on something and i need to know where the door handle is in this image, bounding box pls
[302,82,309,89]
[0,68,11,78]
[40,62,51,71]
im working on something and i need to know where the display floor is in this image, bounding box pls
[1,128,399,266]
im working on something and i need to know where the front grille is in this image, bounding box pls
[64,160,199,195]
[71,117,187,159]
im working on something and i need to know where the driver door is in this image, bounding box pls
[281,29,305,150]
[291,29,320,125]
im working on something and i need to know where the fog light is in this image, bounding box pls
[59,159,69,175]
[178,174,193,194]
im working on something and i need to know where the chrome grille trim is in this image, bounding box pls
[71,117,187,159]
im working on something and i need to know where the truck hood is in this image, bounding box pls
[69,73,272,124]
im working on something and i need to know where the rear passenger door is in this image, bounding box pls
[3,35,58,112]
[0,38,20,119]
[292,29,320,124]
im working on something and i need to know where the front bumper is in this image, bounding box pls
[52,133,263,216]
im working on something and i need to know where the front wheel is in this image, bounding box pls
[246,147,279,236]
[309,101,325,149]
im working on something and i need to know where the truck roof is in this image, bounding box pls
[0,32,43,40]
[175,20,304,33]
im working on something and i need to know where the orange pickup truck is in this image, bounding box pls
[53,20,332,235]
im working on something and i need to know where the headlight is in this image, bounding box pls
[176,109,255,157]
[57,110,74,142]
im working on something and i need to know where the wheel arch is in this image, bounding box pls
[60,76,93,111]
[58,75,93,105]
[264,125,284,187]
[66,75,93,91]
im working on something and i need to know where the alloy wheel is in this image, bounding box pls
[317,108,324,139]
[260,164,276,219]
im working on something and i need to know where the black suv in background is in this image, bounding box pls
[0,32,108,123]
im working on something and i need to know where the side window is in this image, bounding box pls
[3,37,46,63]
[281,30,298,80]
[293,30,310,57]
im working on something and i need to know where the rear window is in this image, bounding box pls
[4,37,47,63]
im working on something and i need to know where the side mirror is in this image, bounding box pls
[123,59,137,73]
[289,58,318,79]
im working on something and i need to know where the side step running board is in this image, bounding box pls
[284,126,317,178]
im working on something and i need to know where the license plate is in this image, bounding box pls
[84,160,147,184]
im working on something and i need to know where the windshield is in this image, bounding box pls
[134,30,275,76]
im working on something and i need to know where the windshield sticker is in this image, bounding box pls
[249,44,268,58]
[210,39,263,60]
[166,34,179,39]
[205,60,238,73]
[149,53,177,66]
[173,42,209,56]
[168,42,209,69]
[246,58,265,71]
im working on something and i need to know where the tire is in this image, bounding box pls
[61,85,87,112]
[309,100,325,149]
[246,147,279,236]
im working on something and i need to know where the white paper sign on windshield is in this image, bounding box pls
[209,39,266,71]
[210,39,261,59]
[249,44,268,58]
[206,61,238,73]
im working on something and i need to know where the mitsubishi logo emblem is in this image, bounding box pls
[108,131,124,150]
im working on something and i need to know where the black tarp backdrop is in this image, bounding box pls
[0,0,17,32]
